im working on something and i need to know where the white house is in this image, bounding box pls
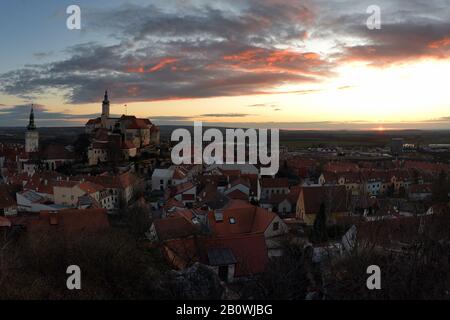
[152,168,175,191]
[260,178,289,200]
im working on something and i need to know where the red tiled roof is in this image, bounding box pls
[77,182,104,194]
[324,161,359,173]
[230,177,250,188]
[219,169,241,177]
[53,180,79,188]
[206,233,269,276]
[261,177,289,189]
[173,167,187,180]
[339,171,362,183]
[93,128,110,142]
[154,215,198,241]
[286,158,317,169]
[77,172,136,190]
[169,181,195,197]
[86,118,101,125]
[226,189,248,200]
[224,199,254,210]
[404,160,450,173]
[265,193,289,205]
[126,118,151,129]
[163,198,185,211]
[208,205,276,236]
[27,209,109,235]
[41,144,75,160]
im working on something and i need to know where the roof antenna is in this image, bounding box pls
[124,104,128,116]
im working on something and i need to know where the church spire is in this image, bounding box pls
[103,90,109,103]
[102,90,110,118]
[27,105,36,130]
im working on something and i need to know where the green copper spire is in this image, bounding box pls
[27,105,36,130]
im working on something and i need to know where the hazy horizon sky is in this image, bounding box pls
[1,0,449,130]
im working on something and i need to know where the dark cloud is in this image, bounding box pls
[0,0,328,104]
[0,0,449,106]
[0,104,99,127]
[338,22,450,65]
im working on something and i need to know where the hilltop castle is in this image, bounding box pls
[85,91,160,165]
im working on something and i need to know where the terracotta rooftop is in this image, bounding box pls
[26,209,109,235]
[153,215,198,241]
[208,204,276,236]
[261,177,289,189]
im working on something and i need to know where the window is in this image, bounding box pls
[273,222,280,231]
[229,217,236,224]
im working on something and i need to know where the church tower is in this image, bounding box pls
[101,90,110,128]
[25,105,39,153]
[102,90,110,118]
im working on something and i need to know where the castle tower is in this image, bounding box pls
[25,105,39,153]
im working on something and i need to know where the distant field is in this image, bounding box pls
[1,126,449,149]
[0,127,84,145]
[279,130,450,148]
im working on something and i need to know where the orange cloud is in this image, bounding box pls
[126,57,178,73]
[222,48,324,74]
[148,58,178,72]
[428,37,450,49]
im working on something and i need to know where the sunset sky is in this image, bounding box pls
[0,0,449,129]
